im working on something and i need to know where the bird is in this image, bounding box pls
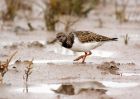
[56,31,118,63]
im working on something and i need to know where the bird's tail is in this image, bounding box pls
[110,38,118,41]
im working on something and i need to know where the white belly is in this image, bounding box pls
[70,37,104,52]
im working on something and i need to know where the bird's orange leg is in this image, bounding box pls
[81,51,92,63]
[74,51,92,63]
[74,54,85,61]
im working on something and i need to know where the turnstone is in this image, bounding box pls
[56,31,118,63]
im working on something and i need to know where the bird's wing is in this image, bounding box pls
[73,31,116,43]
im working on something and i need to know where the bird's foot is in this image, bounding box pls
[73,51,92,64]
[74,55,86,64]
[73,55,85,61]
[73,61,86,64]
[81,61,86,64]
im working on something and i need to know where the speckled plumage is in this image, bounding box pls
[56,31,118,63]
[56,31,117,51]
[73,31,117,43]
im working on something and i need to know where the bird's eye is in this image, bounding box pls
[57,36,61,38]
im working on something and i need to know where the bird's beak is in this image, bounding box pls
[47,38,57,44]
[54,38,57,41]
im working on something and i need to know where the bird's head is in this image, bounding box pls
[56,32,67,43]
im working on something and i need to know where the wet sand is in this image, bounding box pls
[0,28,140,99]
[0,1,140,98]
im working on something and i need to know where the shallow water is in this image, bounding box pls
[14,84,61,94]
[101,81,139,88]
[0,3,140,99]
[122,72,140,76]
[0,80,139,97]
[54,47,116,58]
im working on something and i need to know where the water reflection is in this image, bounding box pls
[23,83,29,93]
[54,47,116,58]
[101,81,139,88]
[0,40,46,48]
[15,84,61,94]
[91,50,115,57]
[33,60,72,64]
[122,72,140,76]
[13,80,139,94]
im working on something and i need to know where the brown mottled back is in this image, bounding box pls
[72,31,116,43]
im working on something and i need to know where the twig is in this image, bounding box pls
[27,22,34,31]
[124,34,129,45]
[0,51,17,83]
[7,51,18,65]
[23,58,34,83]
[59,16,80,32]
